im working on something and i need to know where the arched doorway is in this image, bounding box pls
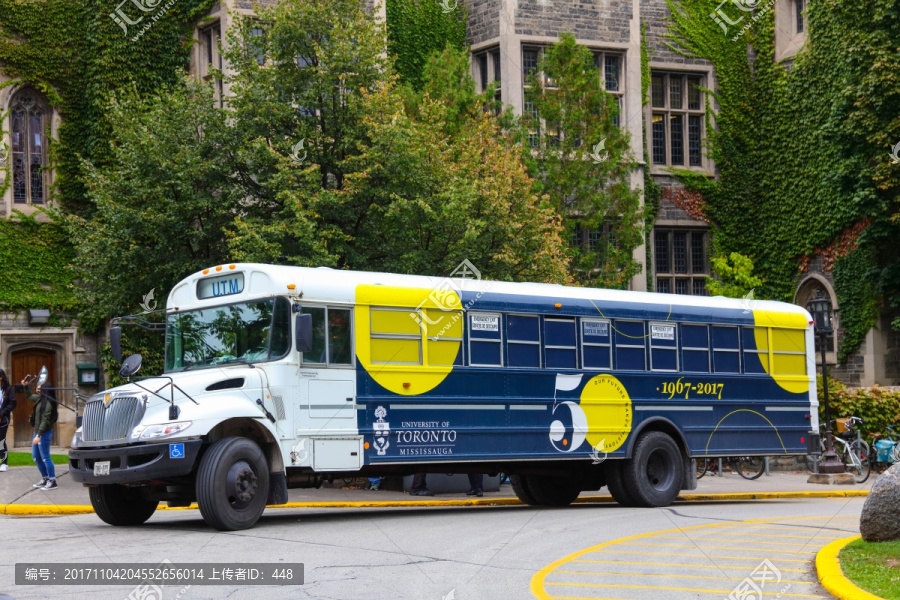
[10,349,57,447]
[794,275,838,361]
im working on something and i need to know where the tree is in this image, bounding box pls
[385,0,467,91]
[705,252,763,299]
[522,33,643,288]
[67,78,244,331]
[223,0,569,282]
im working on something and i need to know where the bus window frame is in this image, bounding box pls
[681,323,711,373]
[711,324,741,373]
[369,306,422,366]
[543,316,579,370]
[613,319,647,371]
[580,317,612,371]
[505,313,542,369]
[300,303,356,368]
[467,311,504,367]
[648,321,679,372]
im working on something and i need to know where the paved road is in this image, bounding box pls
[0,482,866,600]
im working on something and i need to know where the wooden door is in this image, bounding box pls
[10,350,56,447]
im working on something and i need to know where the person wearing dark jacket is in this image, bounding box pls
[0,370,15,472]
[26,379,57,490]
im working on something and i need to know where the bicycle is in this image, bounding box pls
[806,417,870,483]
[696,456,766,480]
[870,424,900,473]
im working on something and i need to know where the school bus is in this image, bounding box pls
[68,263,818,530]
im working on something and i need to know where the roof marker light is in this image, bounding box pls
[202,269,209,275]
[229,264,236,270]
[287,284,297,290]
[215,266,223,272]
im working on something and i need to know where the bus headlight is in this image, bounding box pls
[140,422,192,440]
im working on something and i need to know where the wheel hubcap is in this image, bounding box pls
[645,449,676,491]
[226,460,258,509]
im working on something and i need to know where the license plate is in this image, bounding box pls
[93,461,110,476]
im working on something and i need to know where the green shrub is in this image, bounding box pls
[817,375,900,443]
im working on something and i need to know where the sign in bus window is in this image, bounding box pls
[507,315,540,368]
[681,324,710,373]
[196,272,244,299]
[544,318,577,369]
[614,320,645,371]
[650,322,678,371]
[581,319,611,370]
[712,325,740,373]
[469,313,502,366]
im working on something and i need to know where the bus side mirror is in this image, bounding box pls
[296,313,313,353]
[110,326,123,362]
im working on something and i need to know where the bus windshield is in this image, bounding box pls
[165,297,292,371]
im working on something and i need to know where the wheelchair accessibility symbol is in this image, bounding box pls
[169,443,185,459]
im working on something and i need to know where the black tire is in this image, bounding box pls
[196,437,270,531]
[621,432,683,507]
[89,485,159,526]
[737,456,766,480]
[524,475,581,507]
[510,474,539,506]
[604,461,640,507]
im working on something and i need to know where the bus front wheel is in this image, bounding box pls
[621,432,682,507]
[196,437,270,531]
[510,474,539,505]
[525,475,581,506]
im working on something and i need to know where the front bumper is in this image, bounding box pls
[69,439,203,485]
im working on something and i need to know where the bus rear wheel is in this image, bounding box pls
[525,475,581,506]
[196,437,270,531]
[510,474,539,505]
[604,461,640,507]
[621,432,682,507]
[90,485,159,526]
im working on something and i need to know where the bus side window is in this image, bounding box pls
[424,309,463,366]
[682,324,709,373]
[742,327,769,374]
[468,313,502,366]
[544,317,577,369]
[301,307,327,363]
[649,322,678,371]
[581,318,611,370]
[712,325,740,373]
[507,314,540,368]
[614,320,646,370]
[371,308,422,365]
[772,328,806,375]
[328,308,353,365]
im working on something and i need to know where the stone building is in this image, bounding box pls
[0,0,894,403]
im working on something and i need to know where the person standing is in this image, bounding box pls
[26,378,57,490]
[409,473,433,496]
[466,474,483,497]
[0,370,16,472]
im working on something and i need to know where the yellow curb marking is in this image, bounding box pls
[0,489,870,517]
[815,536,886,600]
[652,535,839,547]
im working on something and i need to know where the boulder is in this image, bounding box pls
[860,463,900,542]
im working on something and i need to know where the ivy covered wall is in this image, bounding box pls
[665,0,900,364]
[0,0,217,323]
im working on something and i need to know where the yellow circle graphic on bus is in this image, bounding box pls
[354,284,463,396]
[580,374,633,452]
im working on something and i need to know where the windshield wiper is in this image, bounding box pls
[217,357,257,369]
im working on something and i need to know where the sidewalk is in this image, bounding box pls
[0,464,875,511]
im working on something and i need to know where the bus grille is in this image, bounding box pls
[83,397,139,442]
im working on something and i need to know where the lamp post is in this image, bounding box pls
[807,291,844,474]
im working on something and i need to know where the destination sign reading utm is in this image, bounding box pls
[197,273,245,299]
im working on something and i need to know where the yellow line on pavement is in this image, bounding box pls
[590,549,812,563]
[571,559,808,572]
[698,531,846,540]
[545,581,823,597]
[617,541,817,554]
[652,535,836,547]
[554,570,816,585]
[815,536,886,600]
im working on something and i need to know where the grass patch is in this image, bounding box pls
[6,452,68,466]
[840,538,900,599]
